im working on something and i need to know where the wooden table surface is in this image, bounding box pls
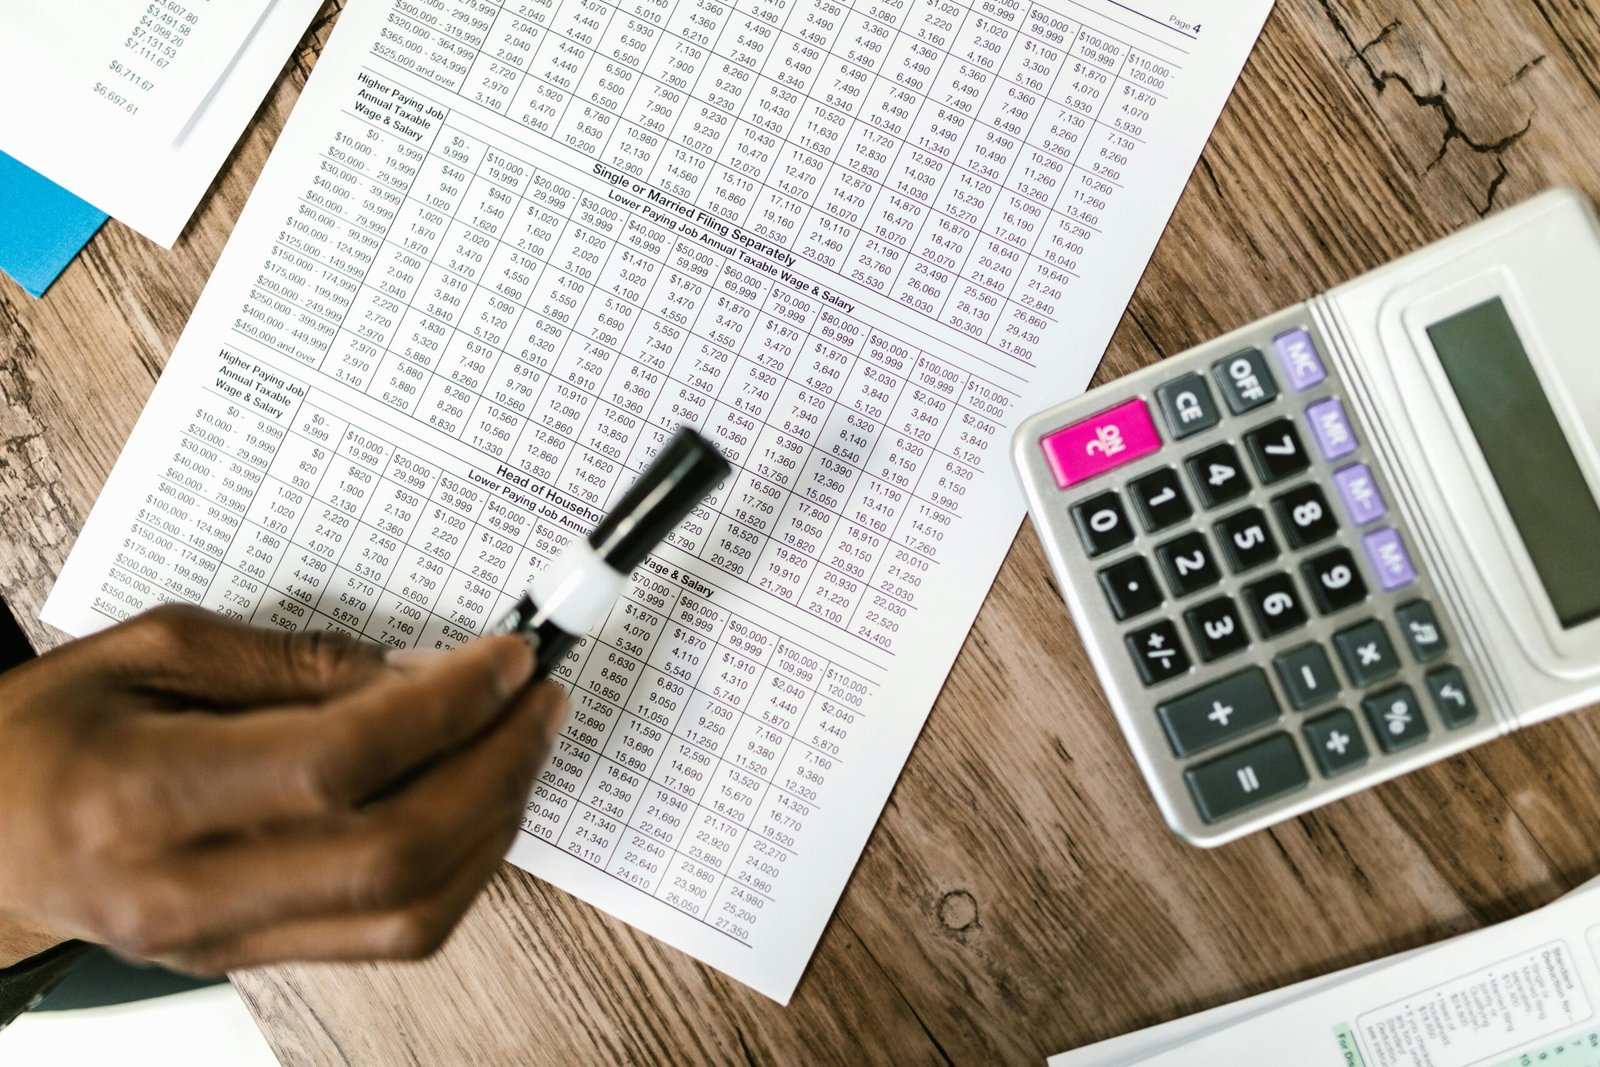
[5,0,1600,1062]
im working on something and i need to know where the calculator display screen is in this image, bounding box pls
[1427,298,1600,628]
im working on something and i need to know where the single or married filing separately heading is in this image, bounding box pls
[45,0,1273,1001]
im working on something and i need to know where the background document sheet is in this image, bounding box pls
[44,0,1272,1001]
[1061,878,1600,1067]
[0,0,324,247]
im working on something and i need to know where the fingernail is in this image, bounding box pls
[492,637,536,694]
[385,648,449,672]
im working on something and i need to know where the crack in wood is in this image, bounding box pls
[1315,1,1538,216]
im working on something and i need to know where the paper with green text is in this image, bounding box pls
[1052,878,1600,1067]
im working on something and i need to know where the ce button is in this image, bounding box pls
[1155,372,1221,440]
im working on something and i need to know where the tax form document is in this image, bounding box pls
[0,0,325,247]
[43,0,1273,1001]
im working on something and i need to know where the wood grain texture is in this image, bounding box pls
[3,0,1600,1063]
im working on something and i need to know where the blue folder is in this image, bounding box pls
[0,152,108,298]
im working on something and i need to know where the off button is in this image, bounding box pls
[1040,397,1162,488]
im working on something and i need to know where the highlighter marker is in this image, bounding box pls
[491,426,730,679]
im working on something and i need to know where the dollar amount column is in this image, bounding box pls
[717,652,871,940]
[239,403,353,633]
[848,347,968,649]
[248,412,401,639]
[645,591,834,937]
[520,566,683,878]
[929,1,1065,347]
[989,9,1134,359]
[98,385,292,624]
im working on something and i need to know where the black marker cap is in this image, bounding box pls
[588,427,731,573]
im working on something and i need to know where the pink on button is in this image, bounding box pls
[1041,397,1162,488]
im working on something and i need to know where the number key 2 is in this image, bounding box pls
[1156,531,1223,598]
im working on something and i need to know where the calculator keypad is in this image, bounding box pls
[1184,596,1249,662]
[1157,667,1279,756]
[1183,733,1308,823]
[1243,419,1311,484]
[1273,483,1339,548]
[1303,710,1368,776]
[1425,667,1477,727]
[1274,644,1338,709]
[1072,492,1133,557]
[1333,620,1400,687]
[1396,601,1446,661]
[1241,572,1308,637]
[1302,548,1368,614]
[1099,557,1162,621]
[1306,397,1358,460]
[1127,621,1190,685]
[1362,686,1429,752]
[1362,527,1417,591]
[1155,374,1221,440]
[1024,315,1487,838]
[1212,350,1279,414]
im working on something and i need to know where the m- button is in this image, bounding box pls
[1155,373,1221,440]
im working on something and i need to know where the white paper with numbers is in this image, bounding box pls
[0,0,324,247]
[45,0,1272,1001]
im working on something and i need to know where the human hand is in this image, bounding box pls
[0,604,567,974]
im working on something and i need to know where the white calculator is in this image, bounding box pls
[1013,188,1600,846]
